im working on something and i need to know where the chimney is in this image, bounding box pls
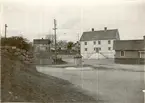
[104,27,107,31]
[92,28,94,31]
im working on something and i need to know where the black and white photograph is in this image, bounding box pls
[0,0,145,103]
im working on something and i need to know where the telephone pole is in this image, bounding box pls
[77,33,79,42]
[53,19,57,64]
[5,24,8,38]
[77,33,80,54]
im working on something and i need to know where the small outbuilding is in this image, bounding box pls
[113,36,145,64]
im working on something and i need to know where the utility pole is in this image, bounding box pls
[53,19,57,64]
[5,24,8,38]
[77,33,79,42]
[77,33,80,54]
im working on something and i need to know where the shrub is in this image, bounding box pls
[1,36,31,51]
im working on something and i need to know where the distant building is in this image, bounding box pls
[33,38,51,52]
[80,27,120,59]
[33,38,54,65]
[113,36,145,64]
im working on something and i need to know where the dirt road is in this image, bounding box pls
[36,66,144,103]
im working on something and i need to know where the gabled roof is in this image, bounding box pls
[80,29,119,41]
[33,39,51,44]
[113,40,145,50]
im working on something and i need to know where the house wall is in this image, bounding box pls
[114,50,145,64]
[81,40,115,59]
[115,50,139,58]
[34,44,50,52]
[115,58,145,64]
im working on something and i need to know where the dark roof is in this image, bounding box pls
[33,39,51,44]
[80,29,119,41]
[114,40,145,50]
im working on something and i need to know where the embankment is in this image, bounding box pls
[1,47,97,102]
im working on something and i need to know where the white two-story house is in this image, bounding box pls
[80,27,120,59]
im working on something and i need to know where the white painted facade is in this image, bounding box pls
[34,44,50,52]
[81,40,115,59]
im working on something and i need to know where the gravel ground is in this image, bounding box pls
[37,65,144,103]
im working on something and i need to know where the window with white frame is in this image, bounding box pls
[85,48,87,51]
[120,51,125,57]
[108,40,111,44]
[99,47,101,51]
[108,47,111,50]
[94,41,96,45]
[84,42,87,45]
[98,40,101,45]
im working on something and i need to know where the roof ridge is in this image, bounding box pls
[83,29,118,33]
[80,29,119,41]
[115,39,143,41]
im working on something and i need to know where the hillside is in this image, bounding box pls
[1,47,96,102]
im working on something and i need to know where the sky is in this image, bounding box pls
[1,0,145,42]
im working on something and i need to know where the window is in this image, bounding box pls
[98,40,101,45]
[99,48,101,51]
[108,40,111,44]
[84,42,87,45]
[94,48,96,51]
[108,47,111,50]
[120,51,125,56]
[94,41,96,45]
[85,48,87,51]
